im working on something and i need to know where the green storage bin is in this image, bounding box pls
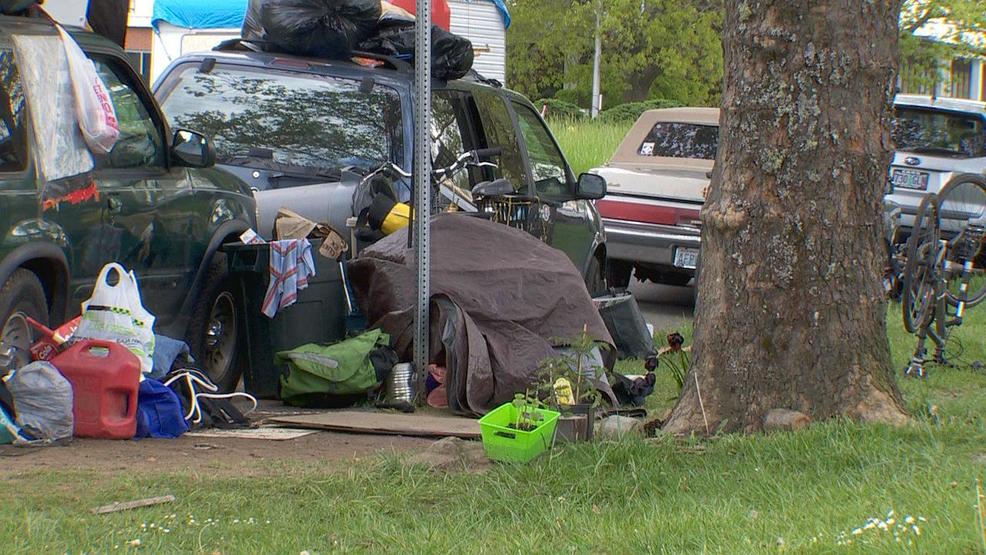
[479,403,560,463]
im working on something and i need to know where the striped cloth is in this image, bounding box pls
[261,239,316,318]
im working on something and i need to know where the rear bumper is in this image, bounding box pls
[602,218,701,270]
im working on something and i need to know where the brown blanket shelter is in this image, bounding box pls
[349,215,615,415]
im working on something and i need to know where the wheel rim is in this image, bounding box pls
[0,311,32,372]
[203,292,237,383]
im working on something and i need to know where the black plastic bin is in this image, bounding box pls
[224,240,349,398]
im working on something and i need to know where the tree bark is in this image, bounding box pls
[664,0,909,434]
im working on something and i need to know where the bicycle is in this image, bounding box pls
[901,173,986,378]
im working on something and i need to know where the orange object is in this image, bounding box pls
[387,0,451,30]
[52,339,140,439]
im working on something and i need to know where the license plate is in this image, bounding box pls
[673,247,699,269]
[891,168,929,191]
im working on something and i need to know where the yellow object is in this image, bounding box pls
[382,202,412,235]
[553,377,575,406]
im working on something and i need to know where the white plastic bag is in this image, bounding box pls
[74,263,156,375]
[55,23,119,154]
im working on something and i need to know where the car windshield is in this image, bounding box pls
[160,65,403,175]
[892,106,986,158]
[638,122,718,160]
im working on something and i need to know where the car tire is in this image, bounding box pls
[585,254,607,297]
[606,260,633,290]
[0,269,48,373]
[186,253,242,392]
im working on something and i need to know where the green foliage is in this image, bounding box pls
[507,0,723,108]
[597,98,683,124]
[535,98,586,121]
[535,327,608,409]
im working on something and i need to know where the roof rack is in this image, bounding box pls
[212,38,412,72]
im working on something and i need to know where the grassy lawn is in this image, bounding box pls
[550,119,630,176]
[3,301,985,554]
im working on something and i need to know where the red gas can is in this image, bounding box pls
[53,340,140,439]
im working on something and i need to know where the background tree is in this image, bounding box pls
[506,0,723,108]
[664,1,909,434]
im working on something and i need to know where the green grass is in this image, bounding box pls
[550,119,631,175]
[3,302,986,553]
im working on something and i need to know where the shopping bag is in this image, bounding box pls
[54,23,119,154]
[74,263,156,374]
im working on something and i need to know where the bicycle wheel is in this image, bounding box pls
[902,193,940,334]
[938,173,986,308]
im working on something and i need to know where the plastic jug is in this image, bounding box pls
[52,339,140,439]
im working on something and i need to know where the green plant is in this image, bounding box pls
[536,325,610,410]
[510,391,546,431]
[597,99,684,124]
[658,331,690,397]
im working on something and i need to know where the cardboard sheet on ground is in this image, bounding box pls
[269,411,481,439]
[184,427,317,440]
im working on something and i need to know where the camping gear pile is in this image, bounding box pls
[0,262,255,446]
[349,215,618,415]
[242,0,474,80]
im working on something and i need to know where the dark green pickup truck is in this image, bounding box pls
[0,16,255,389]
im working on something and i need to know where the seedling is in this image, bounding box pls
[510,391,545,432]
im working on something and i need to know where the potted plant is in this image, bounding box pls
[478,390,560,463]
[536,326,608,442]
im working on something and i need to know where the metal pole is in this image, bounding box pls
[413,0,432,400]
[590,0,602,118]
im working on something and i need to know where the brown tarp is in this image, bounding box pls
[349,215,615,415]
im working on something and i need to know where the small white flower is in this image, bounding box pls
[878,521,888,531]
[852,528,863,535]
[905,516,915,525]
[887,509,896,518]
[913,525,921,535]
[918,516,927,522]
[128,539,141,547]
[864,522,876,530]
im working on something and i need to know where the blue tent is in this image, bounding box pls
[152,0,510,30]
[151,0,248,29]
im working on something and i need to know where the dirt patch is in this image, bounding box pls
[0,431,433,479]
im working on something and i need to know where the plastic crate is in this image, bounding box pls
[479,402,560,463]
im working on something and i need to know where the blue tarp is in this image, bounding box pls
[152,0,510,30]
[151,0,248,30]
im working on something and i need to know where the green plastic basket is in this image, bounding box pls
[479,402,560,463]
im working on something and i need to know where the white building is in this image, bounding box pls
[122,0,508,86]
[903,17,986,102]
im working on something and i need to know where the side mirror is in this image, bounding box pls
[576,172,607,200]
[171,129,215,168]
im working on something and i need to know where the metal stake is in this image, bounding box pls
[413,0,432,401]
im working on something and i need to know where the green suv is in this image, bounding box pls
[0,17,255,388]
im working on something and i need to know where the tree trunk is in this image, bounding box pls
[664,1,909,434]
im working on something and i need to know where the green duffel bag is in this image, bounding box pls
[276,329,395,407]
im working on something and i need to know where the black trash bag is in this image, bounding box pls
[243,0,383,59]
[0,0,35,14]
[358,24,474,81]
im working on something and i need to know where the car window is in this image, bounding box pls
[0,49,28,173]
[473,89,527,191]
[893,107,986,158]
[512,101,570,198]
[91,57,166,169]
[639,122,718,160]
[433,90,483,210]
[160,65,403,178]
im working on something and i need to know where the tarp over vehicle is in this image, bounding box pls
[349,215,615,415]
